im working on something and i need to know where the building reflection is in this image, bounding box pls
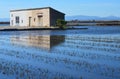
[10,35,65,50]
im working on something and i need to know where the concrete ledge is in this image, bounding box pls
[0,26,88,31]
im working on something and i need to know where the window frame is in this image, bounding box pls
[15,16,20,24]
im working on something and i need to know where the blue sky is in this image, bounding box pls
[0,0,120,18]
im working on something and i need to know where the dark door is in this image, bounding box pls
[29,17,32,27]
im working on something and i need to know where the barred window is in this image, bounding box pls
[15,16,19,23]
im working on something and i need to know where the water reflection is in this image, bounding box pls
[10,35,65,50]
[0,34,120,79]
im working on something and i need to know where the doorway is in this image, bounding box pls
[38,16,43,26]
[29,17,32,27]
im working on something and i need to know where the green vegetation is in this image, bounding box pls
[56,19,67,29]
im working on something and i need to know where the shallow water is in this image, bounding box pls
[0,24,10,26]
[0,26,120,79]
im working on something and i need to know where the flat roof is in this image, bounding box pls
[10,7,65,15]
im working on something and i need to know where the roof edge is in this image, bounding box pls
[10,7,51,12]
[49,7,65,15]
[10,7,65,15]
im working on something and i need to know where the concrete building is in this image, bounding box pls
[10,7,65,27]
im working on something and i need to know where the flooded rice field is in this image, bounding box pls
[0,26,120,79]
[0,24,10,27]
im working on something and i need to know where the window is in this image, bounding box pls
[21,20,23,23]
[11,20,13,26]
[34,18,36,22]
[15,16,19,24]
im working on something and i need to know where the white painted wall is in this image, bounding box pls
[10,11,31,26]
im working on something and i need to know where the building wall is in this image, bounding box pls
[30,9,50,27]
[50,8,65,26]
[10,11,30,26]
[10,8,64,27]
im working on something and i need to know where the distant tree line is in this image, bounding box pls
[67,20,120,26]
[0,22,10,24]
